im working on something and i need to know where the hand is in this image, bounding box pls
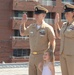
[54,13,59,29]
[54,13,60,39]
[54,13,59,24]
[21,13,28,24]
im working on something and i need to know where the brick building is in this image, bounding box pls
[0,0,74,63]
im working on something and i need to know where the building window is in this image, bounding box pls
[61,13,66,22]
[62,0,73,1]
[46,12,55,19]
[14,30,20,36]
[39,0,56,6]
[61,13,65,19]
[13,49,30,57]
[13,11,25,17]
[62,0,74,4]
[45,12,55,25]
[13,11,33,18]
[27,11,33,18]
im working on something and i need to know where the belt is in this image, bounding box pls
[31,51,44,55]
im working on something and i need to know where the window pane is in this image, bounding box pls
[27,11,33,17]
[17,50,22,56]
[61,13,65,19]
[13,49,18,56]
[13,49,30,57]
[14,11,24,17]
[46,12,55,19]
[14,30,20,36]
[23,49,30,56]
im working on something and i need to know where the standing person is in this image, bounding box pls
[38,50,55,75]
[55,3,74,75]
[20,5,55,75]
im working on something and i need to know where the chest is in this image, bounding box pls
[61,24,74,35]
[42,66,51,75]
[29,28,47,39]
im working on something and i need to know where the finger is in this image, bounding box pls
[23,14,27,17]
[22,14,27,20]
[55,13,59,23]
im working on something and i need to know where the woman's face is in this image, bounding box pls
[65,12,74,21]
[43,52,50,61]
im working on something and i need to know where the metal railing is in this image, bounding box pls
[16,0,38,2]
[12,17,54,24]
[39,0,56,6]
[17,0,28,1]
[0,62,28,68]
[12,17,35,20]
[12,56,29,59]
[12,36,29,40]
[44,18,54,25]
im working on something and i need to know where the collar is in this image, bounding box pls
[37,20,46,29]
[67,20,74,26]
[32,20,46,29]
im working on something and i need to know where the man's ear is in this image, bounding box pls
[43,14,46,18]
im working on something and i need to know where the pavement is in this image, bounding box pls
[0,61,62,75]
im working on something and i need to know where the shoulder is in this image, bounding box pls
[61,22,67,28]
[48,62,54,67]
[63,22,67,25]
[71,21,74,26]
[44,23,54,31]
[45,23,53,28]
[63,22,67,26]
[48,62,54,69]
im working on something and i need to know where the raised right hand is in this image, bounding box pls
[54,13,59,24]
[54,13,60,39]
[21,13,28,24]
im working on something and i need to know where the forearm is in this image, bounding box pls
[39,68,42,72]
[20,14,29,36]
[55,23,61,39]
[52,70,55,75]
[50,39,56,52]
[20,23,26,36]
[38,63,43,72]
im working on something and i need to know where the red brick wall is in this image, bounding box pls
[0,0,13,63]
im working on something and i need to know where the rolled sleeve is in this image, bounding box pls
[20,24,31,36]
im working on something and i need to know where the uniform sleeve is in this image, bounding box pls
[65,25,74,38]
[47,26,55,41]
[23,26,30,35]
[20,24,31,36]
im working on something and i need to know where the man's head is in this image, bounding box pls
[33,5,48,21]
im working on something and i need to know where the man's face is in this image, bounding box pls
[33,13,46,21]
